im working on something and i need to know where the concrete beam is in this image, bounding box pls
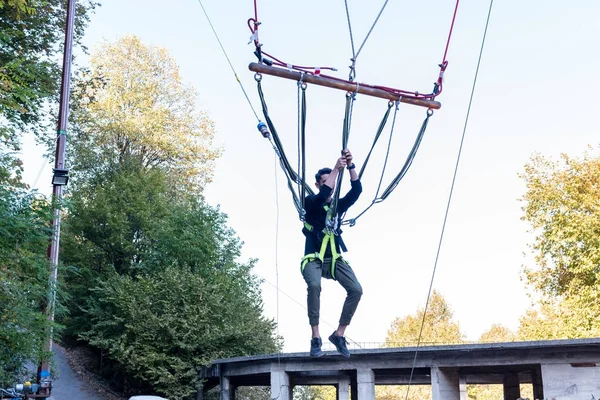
[357,368,375,400]
[271,364,292,400]
[503,372,520,400]
[431,367,460,400]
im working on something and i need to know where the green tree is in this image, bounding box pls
[0,0,96,172]
[385,290,464,347]
[0,186,54,386]
[59,165,278,398]
[69,35,220,192]
[81,265,276,399]
[520,149,600,339]
[378,291,464,400]
[479,324,516,343]
[520,150,600,300]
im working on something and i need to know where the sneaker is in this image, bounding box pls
[310,337,325,357]
[328,332,350,358]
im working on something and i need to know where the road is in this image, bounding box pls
[48,345,107,400]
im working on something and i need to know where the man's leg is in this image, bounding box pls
[328,259,362,357]
[334,259,363,328]
[302,259,324,357]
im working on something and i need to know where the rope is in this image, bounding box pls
[196,0,260,121]
[257,79,314,219]
[328,93,354,228]
[343,0,390,81]
[297,80,308,217]
[354,0,390,62]
[345,107,431,226]
[405,0,495,396]
[358,101,393,180]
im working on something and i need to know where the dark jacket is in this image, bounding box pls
[303,179,362,256]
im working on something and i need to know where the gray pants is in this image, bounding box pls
[302,257,363,327]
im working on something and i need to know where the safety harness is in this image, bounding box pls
[300,205,348,279]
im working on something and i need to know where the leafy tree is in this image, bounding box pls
[0,0,96,156]
[385,290,464,347]
[69,35,220,193]
[80,265,276,399]
[518,294,600,341]
[59,164,278,398]
[378,291,464,400]
[479,324,516,343]
[520,150,600,300]
[0,186,54,386]
[520,149,600,340]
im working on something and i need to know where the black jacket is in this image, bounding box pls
[303,179,362,256]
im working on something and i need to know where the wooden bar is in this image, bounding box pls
[249,62,441,110]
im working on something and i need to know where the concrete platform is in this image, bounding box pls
[199,338,600,400]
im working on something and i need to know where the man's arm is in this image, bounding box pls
[306,156,346,209]
[338,149,362,212]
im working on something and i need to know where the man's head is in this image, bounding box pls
[315,167,332,189]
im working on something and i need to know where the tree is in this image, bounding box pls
[0,0,96,167]
[385,290,464,347]
[0,186,54,386]
[520,150,600,300]
[479,324,516,343]
[518,295,600,341]
[81,266,277,399]
[59,165,279,398]
[520,149,600,339]
[69,35,220,192]
[378,291,464,400]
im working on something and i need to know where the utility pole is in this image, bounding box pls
[37,0,76,394]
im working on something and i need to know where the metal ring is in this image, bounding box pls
[388,100,394,108]
[254,72,262,82]
[427,109,434,116]
[301,82,307,90]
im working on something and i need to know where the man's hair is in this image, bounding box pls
[315,167,332,183]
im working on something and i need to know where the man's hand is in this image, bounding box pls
[334,156,347,171]
[343,149,353,165]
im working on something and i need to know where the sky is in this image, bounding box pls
[21,0,600,353]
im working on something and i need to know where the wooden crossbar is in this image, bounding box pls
[249,62,441,110]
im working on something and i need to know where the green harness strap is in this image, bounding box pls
[301,205,342,279]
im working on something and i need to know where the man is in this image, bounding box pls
[301,149,363,358]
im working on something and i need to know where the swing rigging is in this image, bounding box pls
[251,0,459,228]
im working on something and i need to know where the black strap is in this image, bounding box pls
[358,101,393,180]
[257,80,314,219]
[344,109,433,226]
[328,92,354,228]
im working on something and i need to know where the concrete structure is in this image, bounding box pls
[199,338,600,400]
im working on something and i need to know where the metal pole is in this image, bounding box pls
[38,0,76,392]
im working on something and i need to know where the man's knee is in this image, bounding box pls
[307,281,322,294]
[349,282,363,299]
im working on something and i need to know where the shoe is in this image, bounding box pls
[310,337,325,357]
[328,332,350,358]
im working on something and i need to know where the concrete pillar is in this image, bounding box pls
[220,376,235,400]
[503,372,520,400]
[271,364,292,400]
[337,375,351,400]
[459,376,468,400]
[357,368,375,400]
[431,366,460,400]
